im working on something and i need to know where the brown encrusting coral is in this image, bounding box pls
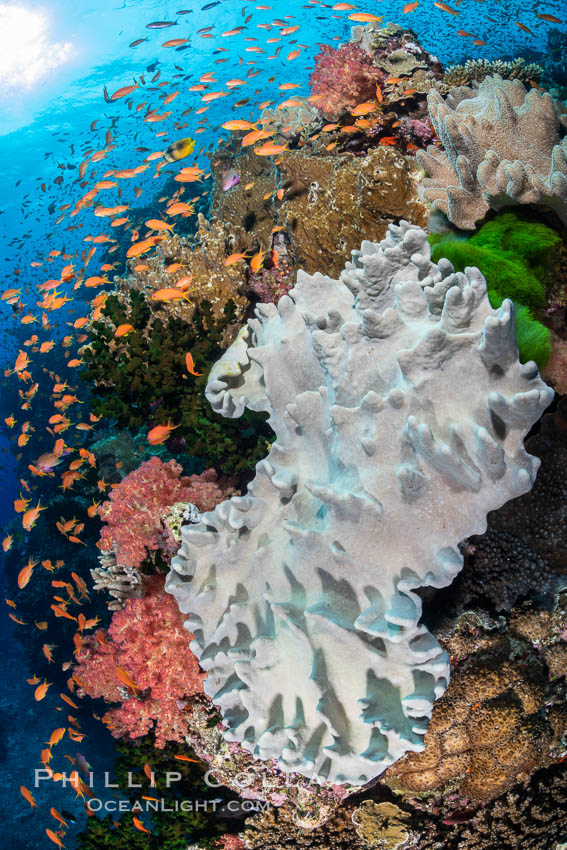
[209,146,427,280]
[241,803,364,849]
[384,593,567,806]
[352,801,413,849]
[275,147,427,276]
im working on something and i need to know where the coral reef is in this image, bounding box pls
[163,501,200,544]
[260,99,322,142]
[209,148,428,281]
[276,147,428,277]
[443,58,543,88]
[417,75,567,229]
[412,762,567,849]
[99,457,233,568]
[77,736,241,849]
[210,150,277,250]
[167,221,552,785]
[117,215,251,328]
[351,22,444,100]
[182,697,359,829]
[74,575,205,748]
[241,804,364,849]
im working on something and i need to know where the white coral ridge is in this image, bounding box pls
[166,221,553,785]
[417,75,567,229]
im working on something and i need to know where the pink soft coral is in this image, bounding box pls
[99,456,234,568]
[309,43,385,119]
[74,575,205,747]
[216,837,246,850]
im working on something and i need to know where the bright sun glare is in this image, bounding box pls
[0,4,72,88]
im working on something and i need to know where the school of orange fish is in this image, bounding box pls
[2,0,564,845]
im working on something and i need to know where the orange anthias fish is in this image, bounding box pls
[18,556,39,589]
[22,499,47,531]
[20,785,38,808]
[250,248,268,273]
[151,288,192,303]
[254,141,289,156]
[50,808,69,828]
[222,119,257,131]
[147,422,179,445]
[351,101,377,116]
[433,1,458,14]
[47,727,66,747]
[35,679,52,701]
[185,352,203,377]
[45,828,66,849]
[114,324,135,338]
[115,666,139,694]
[133,816,152,834]
[348,12,382,22]
[224,252,249,266]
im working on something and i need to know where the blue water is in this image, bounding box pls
[0,0,565,847]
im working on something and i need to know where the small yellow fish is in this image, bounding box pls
[164,137,196,163]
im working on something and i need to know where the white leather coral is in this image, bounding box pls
[167,221,553,785]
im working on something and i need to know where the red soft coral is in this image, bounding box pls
[217,837,246,850]
[309,43,385,119]
[98,456,234,568]
[74,575,205,747]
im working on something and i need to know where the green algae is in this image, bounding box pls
[429,213,560,368]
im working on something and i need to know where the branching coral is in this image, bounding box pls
[417,76,567,229]
[74,575,205,747]
[443,58,543,88]
[309,43,385,119]
[167,221,552,786]
[99,457,233,568]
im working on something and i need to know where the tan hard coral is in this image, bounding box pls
[276,147,427,276]
[352,801,413,849]
[385,598,567,803]
[117,216,251,331]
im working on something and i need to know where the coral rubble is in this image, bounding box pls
[417,75,567,229]
[167,221,552,785]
